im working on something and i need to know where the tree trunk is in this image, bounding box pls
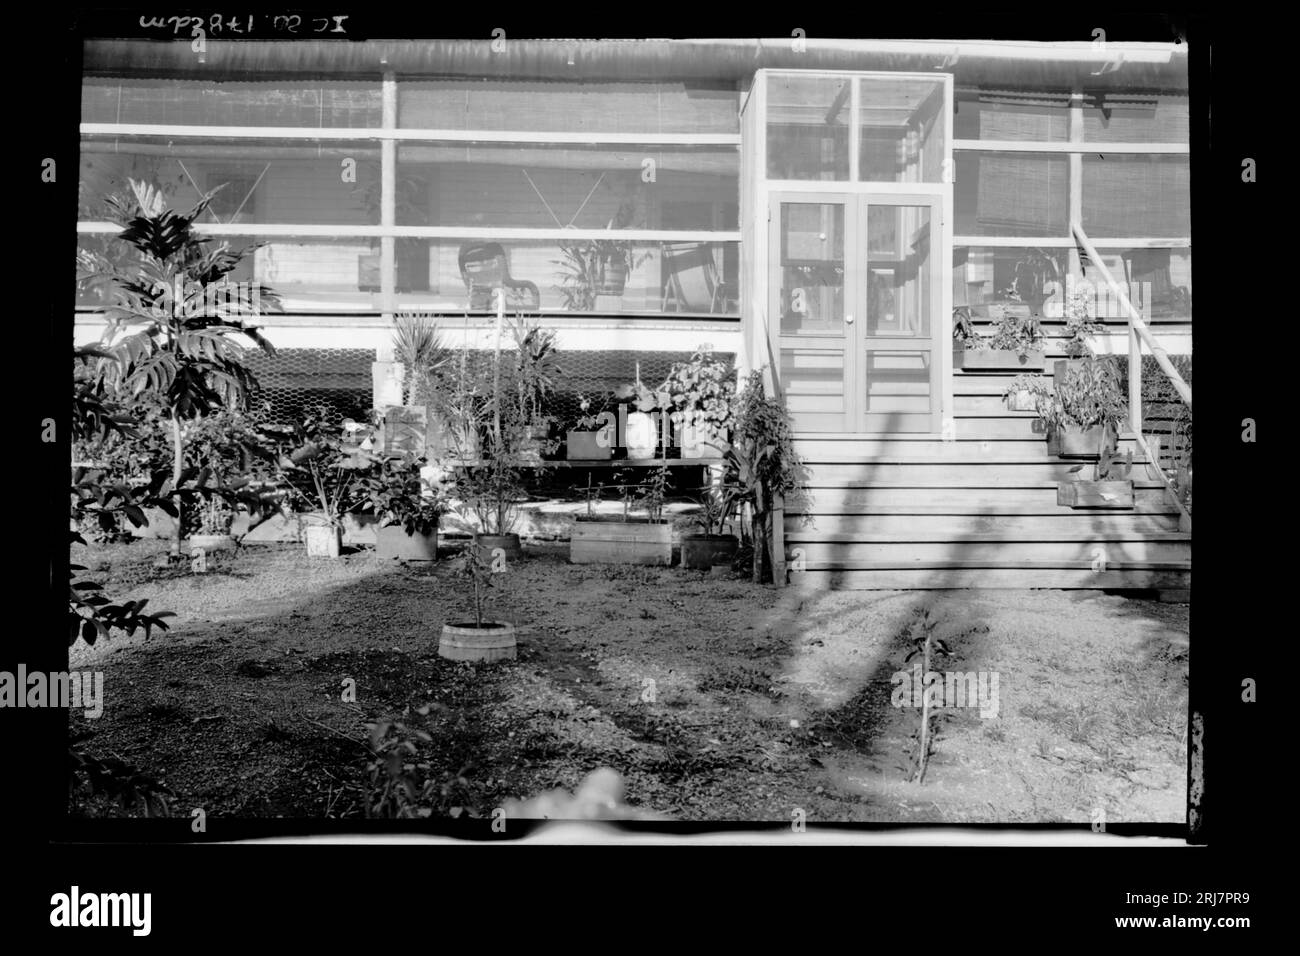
[171,411,184,557]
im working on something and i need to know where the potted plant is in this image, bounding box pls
[438,544,516,662]
[566,393,616,460]
[957,309,1046,371]
[354,453,447,561]
[510,316,562,463]
[570,464,674,565]
[451,428,528,563]
[246,416,372,557]
[1054,286,1105,386]
[722,371,806,584]
[662,346,737,460]
[1006,355,1128,460]
[625,364,671,460]
[680,482,742,570]
[553,185,649,311]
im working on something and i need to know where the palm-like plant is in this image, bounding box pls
[392,312,452,407]
[83,179,280,556]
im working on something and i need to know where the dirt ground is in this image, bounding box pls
[68,537,1189,824]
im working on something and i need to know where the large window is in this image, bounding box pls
[78,75,741,317]
[953,85,1190,325]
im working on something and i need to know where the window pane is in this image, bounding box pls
[80,136,381,225]
[953,246,1070,318]
[82,77,381,128]
[389,238,737,316]
[1079,247,1192,320]
[1082,155,1190,237]
[954,89,1070,141]
[859,77,946,182]
[767,75,850,181]
[76,233,382,310]
[1082,93,1188,143]
[399,80,739,134]
[396,144,738,229]
[955,151,1069,236]
[866,205,931,336]
[777,202,845,333]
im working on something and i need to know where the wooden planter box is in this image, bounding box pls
[1057,480,1135,509]
[570,516,672,565]
[1048,424,1112,460]
[375,525,438,561]
[567,430,613,460]
[680,533,738,570]
[960,347,1046,371]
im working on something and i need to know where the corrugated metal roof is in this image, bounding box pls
[82,38,1189,90]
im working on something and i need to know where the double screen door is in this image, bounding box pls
[772,192,943,433]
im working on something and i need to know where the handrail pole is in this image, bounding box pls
[1071,223,1191,410]
[1129,323,1142,435]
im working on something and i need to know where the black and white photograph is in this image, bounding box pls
[2,7,1272,933]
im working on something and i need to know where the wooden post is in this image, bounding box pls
[380,72,396,326]
[1129,323,1142,436]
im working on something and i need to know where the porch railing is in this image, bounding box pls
[1071,223,1192,531]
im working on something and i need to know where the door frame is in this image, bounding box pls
[769,190,946,434]
[741,68,954,438]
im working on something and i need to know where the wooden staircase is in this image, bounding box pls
[784,366,1192,592]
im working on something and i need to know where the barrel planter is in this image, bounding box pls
[567,430,612,461]
[960,347,1046,371]
[570,516,672,565]
[438,621,517,662]
[304,524,342,558]
[680,533,738,570]
[376,525,438,561]
[475,533,522,567]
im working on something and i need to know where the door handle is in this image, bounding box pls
[844,314,855,324]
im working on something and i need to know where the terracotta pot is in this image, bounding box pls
[475,533,522,566]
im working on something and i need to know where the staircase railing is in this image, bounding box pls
[1071,223,1192,532]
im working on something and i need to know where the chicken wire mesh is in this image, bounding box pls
[242,345,736,429]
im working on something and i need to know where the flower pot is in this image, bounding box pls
[376,524,438,561]
[188,533,234,551]
[567,429,613,460]
[475,533,522,566]
[304,524,342,558]
[570,516,672,565]
[624,412,658,459]
[1057,480,1134,509]
[681,533,738,570]
[1049,424,1112,460]
[438,621,517,662]
[960,347,1046,371]
[599,259,629,296]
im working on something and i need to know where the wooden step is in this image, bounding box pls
[799,461,1151,485]
[793,436,1141,460]
[788,566,1191,590]
[785,514,1182,535]
[785,538,1190,565]
[786,485,1175,512]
